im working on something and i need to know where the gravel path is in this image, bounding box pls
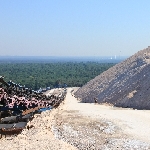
[51,87,150,149]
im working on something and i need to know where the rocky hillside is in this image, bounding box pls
[74,46,150,109]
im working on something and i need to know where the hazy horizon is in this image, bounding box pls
[0,55,127,63]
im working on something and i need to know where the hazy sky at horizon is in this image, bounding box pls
[0,0,150,57]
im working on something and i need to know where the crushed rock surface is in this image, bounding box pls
[1,88,150,150]
[51,88,150,150]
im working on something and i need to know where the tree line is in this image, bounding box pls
[0,62,115,90]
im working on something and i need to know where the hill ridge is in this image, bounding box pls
[74,46,150,109]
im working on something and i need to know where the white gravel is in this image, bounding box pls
[51,87,150,149]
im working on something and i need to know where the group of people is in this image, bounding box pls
[0,77,66,117]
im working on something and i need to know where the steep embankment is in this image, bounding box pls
[75,46,150,109]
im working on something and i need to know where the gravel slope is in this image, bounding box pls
[75,46,150,109]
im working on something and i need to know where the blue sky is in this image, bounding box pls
[0,0,150,56]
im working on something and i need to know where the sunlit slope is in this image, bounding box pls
[74,46,150,109]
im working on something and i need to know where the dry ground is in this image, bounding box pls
[1,87,150,150]
[51,87,150,149]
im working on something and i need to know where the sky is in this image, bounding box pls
[0,0,150,57]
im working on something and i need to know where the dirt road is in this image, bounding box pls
[65,88,150,143]
[52,87,150,149]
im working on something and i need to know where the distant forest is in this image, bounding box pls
[0,62,115,90]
